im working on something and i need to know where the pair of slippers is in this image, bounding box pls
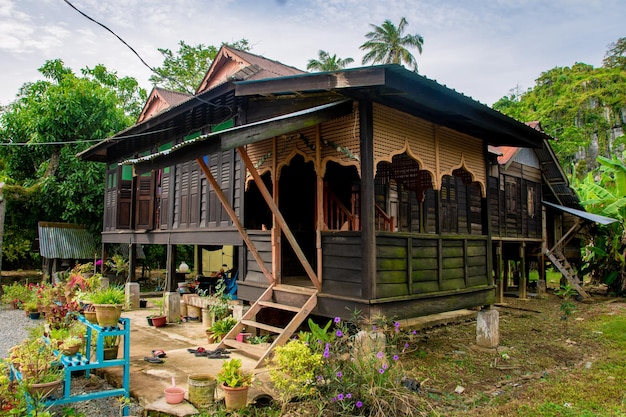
[187,347,230,358]
[144,349,167,364]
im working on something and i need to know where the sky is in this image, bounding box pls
[0,0,624,107]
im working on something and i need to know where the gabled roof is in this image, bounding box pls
[136,87,191,123]
[196,46,305,94]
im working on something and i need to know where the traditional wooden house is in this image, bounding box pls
[80,46,585,365]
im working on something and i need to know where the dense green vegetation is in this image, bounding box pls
[493,38,626,172]
[0,60,146,268]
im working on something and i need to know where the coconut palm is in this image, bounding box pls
[307,50,354,72]
[360,17,424,72]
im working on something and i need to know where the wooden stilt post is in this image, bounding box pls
[315,125,323,284]
[519,243,527,300]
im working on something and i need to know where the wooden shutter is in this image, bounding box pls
[135,172,155,230]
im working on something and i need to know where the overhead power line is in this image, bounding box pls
[62,0,235,117]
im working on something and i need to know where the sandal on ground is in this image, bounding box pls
[152,349,167,358]
[187,347,205,354]
[206,350,230,359]
[144,356,164,363]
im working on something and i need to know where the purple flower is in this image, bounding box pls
[337,393,344,400]
[379,368,385,374]
[404,342,410,349]
[325,342,331,349]
[382,363,389,370]
[376,351,384,359]
[332,397,337,402]
[393,354,399,361]
[356,401,363,408]
[412,330,417,335]
[336,330,343,337]
[346,393,352,399]
[334,317,341,323]
[372,325,377,331]
[394,321,400,328]
[337,371,343,378]
[323,350,330,358]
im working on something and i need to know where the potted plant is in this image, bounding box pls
[1,282,30,309]
[11,338,64,399]
[217,358,252,410]
[208,316,237,343]
[106,254,129,280]
[149,297,167,328]
[59,335,83,356]
[102,336,120,360]
[90,285,126,327]
[24,301,40,319]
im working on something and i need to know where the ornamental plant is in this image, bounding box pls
[0,282,31,308]
[288,314,424,416]
[269,339,323,409]
[89,285,125,305]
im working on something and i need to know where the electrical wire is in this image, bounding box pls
[62,0,235,117]
[0,126,176,146]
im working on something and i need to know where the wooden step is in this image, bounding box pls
[221,339,268,358]
[241,319,284,334]
[273,284,316,295]
[258,300,301,312]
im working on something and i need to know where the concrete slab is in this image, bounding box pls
[96,299,267,413]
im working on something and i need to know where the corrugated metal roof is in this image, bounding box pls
[38,222,97,259]
[543,201,618,225]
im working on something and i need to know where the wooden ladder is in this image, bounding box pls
[546,248,590,298]
[217,284,317,368]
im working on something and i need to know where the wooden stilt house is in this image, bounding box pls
[80,46,580,365]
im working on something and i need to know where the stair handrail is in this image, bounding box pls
[375,204,394,231]
[323,183,357,231]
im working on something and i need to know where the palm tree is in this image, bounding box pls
[307,50,354,72]
[360,17,424,72]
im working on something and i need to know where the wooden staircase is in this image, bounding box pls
[546,248,590,298]
[217,284,317,368]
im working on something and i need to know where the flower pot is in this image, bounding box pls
[61,344,81,356]
[103,345,119,360]
[221,383,249,410]
[164,386,185,404]
[152,315,167,328]
[83,310,98,324]
[188,374,216,408]
[27,379,63,399]
[139,299,147,308]
[94,304,123,327]
[236,333,252,343]
[146,316,154,326]
[206,331,216,344]
[28,311,41,320]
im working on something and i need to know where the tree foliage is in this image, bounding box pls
[360,17,424,72]
[603,37,626,70]
[149,39,251,93]
[0,59,145,268]
[493,59,626,170]
[572,154,626,294]
[307,50,354,72]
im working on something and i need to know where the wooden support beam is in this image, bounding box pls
[315,124,323,285]
[196,157,274,285]
[237,147,321,291]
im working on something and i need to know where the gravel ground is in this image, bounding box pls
[1,305,144,416]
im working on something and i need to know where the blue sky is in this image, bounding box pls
[0,0,623,106]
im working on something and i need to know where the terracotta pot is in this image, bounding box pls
[206,331,216,344]
[152,315,167,328]
[61,344,81,356]
[94,304,123,327]
[221,383,249,410]
[164,386,185,404]
[26,379,63,399]
[83,310,98,324]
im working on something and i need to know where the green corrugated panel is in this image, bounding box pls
[38,223,97,259]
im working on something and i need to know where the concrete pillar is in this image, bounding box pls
[476,308,499,348]
[536,279,547,299]
[164,291,181,323]
[124,282,140,310]
[201,308,215,330]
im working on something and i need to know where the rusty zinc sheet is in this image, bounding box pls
[37,222,96,259]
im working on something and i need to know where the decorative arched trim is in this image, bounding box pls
[320,156,361,178]
[275,148,315,180]
[439,154,485,197]
[374,139,437,186]
[244,166,272,190]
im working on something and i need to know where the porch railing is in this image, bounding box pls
[323,184,358,231]
[375,204,394,231]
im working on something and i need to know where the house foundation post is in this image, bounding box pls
[165,291,181,323]
[476,306,499,348]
